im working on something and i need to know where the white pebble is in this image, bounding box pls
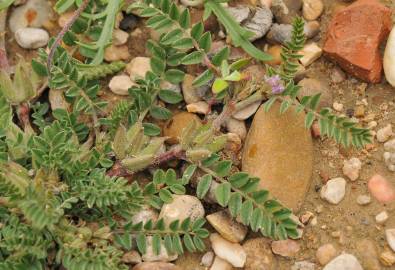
[375,211,389,224]
[113,29,129,46]
[15,27,49,49]
[186,101,210,115]
[109,75,135,96]
[386,229,395,252]
[299,42,322,67]
[333,101,344,112]
[201,251,215,267]
[384,27,395,87]
[356,195,371,205]
[377,124,393,142]
[320,177,346,204]
[342,157,362,181]
[210,233,246,267]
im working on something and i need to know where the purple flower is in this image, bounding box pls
[265,75,285,94]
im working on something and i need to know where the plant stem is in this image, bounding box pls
[47,0,90,75]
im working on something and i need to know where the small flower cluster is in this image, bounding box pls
[265,75,285,94]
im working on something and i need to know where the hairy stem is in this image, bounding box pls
[47,0,90,74]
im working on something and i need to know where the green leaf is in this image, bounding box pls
[159,90,183,104]
[229,172,249,188]
[182,164,197,184]
[304,111,315,128]
[172,38,194,50]
[160,28,183,45]
[143,123,161,136]
[31,59,48,77]
[215,183,231,207]
[151,57,166,75]
[263,97,277,112]
[184,234,196,252]
[250,208,263,232]
[199,32,212,53]
[164,69,185,84]
[214,160,232,177]
[152,234,162,255]
[191,22,204,40]
[212,47,230,66]
[136,233,147,254]
[192,69,214,87]
[228,192,242,217]
[212,79,229,94]
[150,106,172,120]
[159,189,173,203]
[196,174,212,199]
[181,51,204,65]
[229,58,250,71]
[179,8,190,29]
[224,71,242,81]
[279,100,290,114]
[240,200,253,225]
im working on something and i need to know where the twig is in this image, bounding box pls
[47,0,90,75]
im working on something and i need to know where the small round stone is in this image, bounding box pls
[15,27,49,49]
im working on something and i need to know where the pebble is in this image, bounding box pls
[380,251,395,266]
[331,67,346,83]
[225,118,247,140]
[271,239,301,257]
[207,210,247,243]
[201,251,214,267]
[119,14,138,32]
[266,45,282,66]
[384,27,395,87]
[226,6,250,24]
[9,0,53,33]
[132,207,159,225]
[180,0,203,7]
[126,57,152,81]
[323,254,363,270]
[232,101,261,120]
[384,152,395,171]
[368,174,395,203]
[298,78,332,109]
[163,112,202,145]
[243,238,277,270]
[384,139,395,152]
[142,236,178,262]
[320,177,346,204]
[132,262,180,270]
[113,29,129,46]
[104,45,130,62]
[109,75,135,96]
[186,101,209,115]
[14,27,49,49]
[242,102,313,211]
[243,7,273,41]
[377,124,393,142]
[210,256,233,270]
[316,244,337,266]
[356,194,371,205]
[260,0,271,8]
[356,239,380,270]
[210,233,247,267]
[386,229,395,252]
[291,261,316,270]
[299,43,322,67]
[181,74,206,104]
[159,195,204,225]
[271,0,302,24]
[375,211,389,224]
[122,250,142,264]
[342,157,362,181]
[266,21,320,45]
[333,102,344,112]
[302,0,324,21]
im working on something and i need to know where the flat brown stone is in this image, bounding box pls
[242,102,313,211]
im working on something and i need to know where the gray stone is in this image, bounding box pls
[320,178,346,205]
[291,261,316,270]
[15,27,49,49]
[271,0,302,24]
[244,7,273,41]
[159,195,204,225]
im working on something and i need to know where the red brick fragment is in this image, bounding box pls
[323,0,392,83]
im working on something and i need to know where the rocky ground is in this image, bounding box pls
[3,0,395,269]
